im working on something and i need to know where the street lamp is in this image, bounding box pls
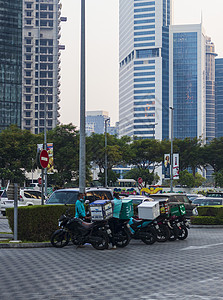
[79,0,86,194]
[104,118,110,188]
[170,107,174,192]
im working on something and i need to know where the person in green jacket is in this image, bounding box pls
[75,193,87,219]
[108,192,122,249]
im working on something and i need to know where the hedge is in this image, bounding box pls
[6,205,75,242]
[191,205,223,225]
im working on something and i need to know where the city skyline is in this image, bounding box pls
[59,0,223,128]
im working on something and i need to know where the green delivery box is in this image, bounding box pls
[179,204,186,215]
[170,205,181,217]
[119,199,134,219]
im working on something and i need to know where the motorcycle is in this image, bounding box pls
[128,217,157,245]
[51,209,110,250]
[108,219,131,248]
[168,215,189,241]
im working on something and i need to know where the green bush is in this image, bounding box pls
[191,216,223,225]
[197,206,223,218]
[6,205,75,242]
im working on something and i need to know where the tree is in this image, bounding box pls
[0,125,39,184]
[178,170,195,188]
[124,168,154,186]
[203,137,223,173]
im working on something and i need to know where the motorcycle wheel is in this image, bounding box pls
[116,228,131,248]
[178,225,188,240]
[141,229,156,245]
[91,230,109,250]
[156,224,170,242]
[51,230,70,248]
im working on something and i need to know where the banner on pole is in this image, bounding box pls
[163,153,179,180]
[173,153,179,180]
[164,154,170,179]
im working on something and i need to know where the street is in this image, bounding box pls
[1,217,223,299]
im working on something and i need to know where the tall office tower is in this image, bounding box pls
[206,37,217,141]
[215,58,223,138]
[0,0,22,132]
[22,0,66,133]
[119,0,173,140]
[86,111,110,136]
[169,24,206,140]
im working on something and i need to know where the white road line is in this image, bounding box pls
[181,242,223,250]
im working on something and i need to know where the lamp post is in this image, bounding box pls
[79,0,86,194]
[104,118,109,188]
[170,107,174,192]
[44,88,47,199]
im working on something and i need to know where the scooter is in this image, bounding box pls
[129,217,157,245]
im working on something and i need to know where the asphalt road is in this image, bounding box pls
[1,217,223,299]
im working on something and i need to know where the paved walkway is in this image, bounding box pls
[0,216,223,299]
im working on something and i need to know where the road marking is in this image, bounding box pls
[181,242,223,250]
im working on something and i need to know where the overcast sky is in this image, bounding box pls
[59,0,223,127]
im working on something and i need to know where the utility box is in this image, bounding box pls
[90,200,113,221]
[138,201,160,220]
[119,199,134,219]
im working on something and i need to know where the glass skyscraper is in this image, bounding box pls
[215,58,223,138]
[0,0,22,131]
[119,0,173,140]
[169,24,206,140]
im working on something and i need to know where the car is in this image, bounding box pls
[0,190,9,216]
[194,197,223,206]
[19,189,42,206]
[206,192,223,198]
[123,195,153,205]
[186,194,203,202]
[45,187,113,205]
[148,193,196,217]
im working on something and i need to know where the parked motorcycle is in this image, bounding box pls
[129,217,157,245]
[51,209,109,250]
[108,219,131,248]
[168,215,189,241]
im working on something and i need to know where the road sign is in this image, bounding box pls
[39,149,49,169]
[138,177,143,184]
[38,177,42,185]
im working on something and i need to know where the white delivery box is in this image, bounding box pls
[90,200,113,221]
[138,201,160,220]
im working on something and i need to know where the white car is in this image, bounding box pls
[0,190,11,216]
[0,189,42,215]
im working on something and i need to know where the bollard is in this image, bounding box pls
[14,183,18,241]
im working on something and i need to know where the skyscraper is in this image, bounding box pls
[22,0,66,133]
[169,24,206,140]
[86,111,110,136]
[215,58,223,138]
[119,0,173,140]
[206,37,217,141]
[0,0,22,132]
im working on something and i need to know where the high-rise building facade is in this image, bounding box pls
[169,24,206,140]
[0,0,22,132]
[86,111,110,136]
[206,37,217,141]
[119,0,173,140]
[215,58,223,138]
[22,0,66,133]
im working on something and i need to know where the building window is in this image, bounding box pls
[35,128,38,134]
[26,63,31,68]
[25,104,31,109]
[26,47,32,53]
[26,55,31,60]
[26,79,31,84]
[26,19,32,25]
[48,120,52,126]
[26,112,31,117]
[35,120,38,127]
[26,120,31,126]
[25,95,31,101]
[35,112,38,118]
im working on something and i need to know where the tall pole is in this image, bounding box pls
[79,0,86,194]
[105,119,109,187]
[170,107,174,192]
[44,88,47,200]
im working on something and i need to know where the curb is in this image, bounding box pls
[191,225,223,228]
[0,242,52,248]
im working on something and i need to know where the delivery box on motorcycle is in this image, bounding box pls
[90,200,113,221]
[170,203,186,217]
[138,201,160,220]
[119,199,134,219]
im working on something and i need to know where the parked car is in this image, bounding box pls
[148,193,196,217]
[20,189,42,206]
[194,197,223,206]
[187,194,203,202]
[0,190,9,216]
[206,192,223,198]
[45,187,113,205]
[124,195,153,205]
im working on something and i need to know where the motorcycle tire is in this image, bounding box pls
[178,225,188,240]
[116,228,131,248]
[50,230,70,248]
[141,229,156,245]
[91,230,109,250]
[168,229,178,241]
[156,224,170,243]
